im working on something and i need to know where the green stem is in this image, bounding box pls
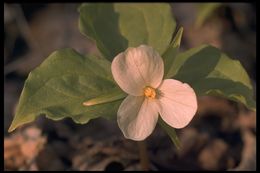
[138,140,150,171]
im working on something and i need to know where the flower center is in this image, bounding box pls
[144,86,156,99]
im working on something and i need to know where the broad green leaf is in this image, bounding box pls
[79,3,176,61]
[8,49,125,132]
[158,117,181,150]
[167,45,255,111]
[195,3,222,28]
[162,27,183,78]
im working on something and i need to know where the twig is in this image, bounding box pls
[4,4,44,76]
[12,4,42,52]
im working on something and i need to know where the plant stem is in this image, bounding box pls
[138,140,150,171]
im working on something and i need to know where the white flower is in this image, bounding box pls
[111,45,197,141]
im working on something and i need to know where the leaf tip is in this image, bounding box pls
[8,123,16,133]
[83,100,96,106]
[172,26,184,48]
[178,26,184,34]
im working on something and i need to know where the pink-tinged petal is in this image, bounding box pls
[111,45,164,96]
[117,95,159,141]
[157,79,197,128]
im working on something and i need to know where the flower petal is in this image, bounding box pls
[111,45,164,96]
[157,79,197,128]
[117,95,159,141]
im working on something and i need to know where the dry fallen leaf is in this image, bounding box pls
[4,126,46,170]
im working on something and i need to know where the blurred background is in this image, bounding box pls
[4,3,256,171]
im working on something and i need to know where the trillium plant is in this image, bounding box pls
[8,3,256,169]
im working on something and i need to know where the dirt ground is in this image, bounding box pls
[4,3,256,171]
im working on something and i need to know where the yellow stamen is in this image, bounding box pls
[144,86,156,99]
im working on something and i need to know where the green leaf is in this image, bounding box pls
[168,45,256,111]
[8,49,125,132]
[162,27,183,78]
[195,3,222,28]
[158,117,181,150]
[79,3,176,61]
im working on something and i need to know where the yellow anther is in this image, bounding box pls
[144,86,156,99]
